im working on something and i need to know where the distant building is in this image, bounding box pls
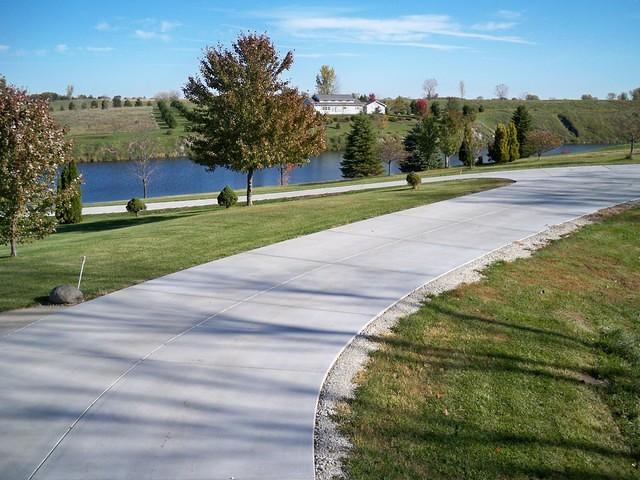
[363,100,386,115]
[309,94,363,115]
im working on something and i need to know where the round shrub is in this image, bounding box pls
[217,185,238,208]
[406,172,421,189]
[126,198,147,216]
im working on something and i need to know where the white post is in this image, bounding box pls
[77,256,86,290]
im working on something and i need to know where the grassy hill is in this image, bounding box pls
[52,99,640,162]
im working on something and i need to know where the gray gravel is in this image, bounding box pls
[313,201,638,480]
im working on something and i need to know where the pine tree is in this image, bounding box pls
[489,123,510,163]
[459,123,474,167]
[401,115,440,172]
[507,122,520,162]
[340,114,382,177]
[56,160,82,224]
[511,105,532,157]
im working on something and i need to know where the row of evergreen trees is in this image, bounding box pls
[340,103,535,177]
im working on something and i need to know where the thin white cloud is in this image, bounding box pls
[0,44,9,52]
[268,12,533,47]
[94,21,113,31]
[471,21,516,31]
[135,30,170,41]
[160,20,181,32]
[85,46,114,53]
[55,44,68,53]
[496,10,522,20]
[34,49,47,56]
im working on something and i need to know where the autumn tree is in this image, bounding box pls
[378,135,406,175]
[495,83,509,100]
[315,65,338,94]
[438,108,464,168]
[511,105,533,157]
[527,129,563,159]
[414,98,428,116]
[184,33,325,205]
[0,85,75,256]
[340,114,382,177]
[401,115,440,172]
[423,78,438,99]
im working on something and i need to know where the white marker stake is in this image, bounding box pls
[77,256,86,290]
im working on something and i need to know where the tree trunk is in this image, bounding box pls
[444,155,449,168]
[388,161,392,176]
[246,168,254,206]
[280,165,284,186]
[143,179,148,198]
[630,136,635,159]
[10,237,17,257]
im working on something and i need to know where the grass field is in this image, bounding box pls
[85,145,638,207]
[0,178,508,312]
[50,98,640,162]
[339,206,640,479]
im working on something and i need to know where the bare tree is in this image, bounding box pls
[423,78,438,99]
[459,80,466,99]
[378,136,407,175]
[66,84,74,100]
[495,84,509,100]
[128,140,157,198]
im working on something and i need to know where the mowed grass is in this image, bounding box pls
[340,206,640,479]
[0,178,508,312]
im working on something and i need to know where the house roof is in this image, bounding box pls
[312,94,363,105]
[366,100,387,107]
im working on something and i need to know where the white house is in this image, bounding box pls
[309,94,364,115]
[364,100,386,115]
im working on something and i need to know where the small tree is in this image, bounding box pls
[495,84,509,100]
[68,101,75,110]
[101,99,109,109]
[66,84,74,100]
[527,129,563,159]
[124,99,132,107]
[378,135,406,175]
[90,99,99,108]
[401,115,440,172]
[0,85,74,256]
[315,65,338,94]
[488,123,510,163]
[135,98,143,107]
[459,80,466,99]
[184,33,325,206]
[126,198,146,216]
[511,105,533,157]
[340,114,382,177]
[414,98,428,116]
[56,160,82,224]
[128,140,156,198]
[423,78,438,99]
[506,122,520,162]
[406,172,421,189]
[217,186,238,208]
[438,109,463,168]
[623,112,640,159]
[459,123,483,168]
[112,95,122,107]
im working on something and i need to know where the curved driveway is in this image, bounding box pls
[2,165,639,480]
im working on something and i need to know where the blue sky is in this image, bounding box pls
[1,0,639,99]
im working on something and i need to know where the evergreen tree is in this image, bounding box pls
[56,160,82,224]
[488,123,509,163]
[340,114,382,177]
[458,123,475,167]
[511,105,533,157]
[507,122,520,162]
[401,115,440,172]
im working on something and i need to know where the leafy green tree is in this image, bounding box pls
[56,160,82,224]
[184,33,325,205]
[488,123,509,163]
[315,65,338,94]
[0,85,74,256]
[439,109,463,168]
[217,186,238,208]
[507,122,520,162]
[340,114,382,177]
[459,123,482,168]
[112,95,122,107]
[401,115,440,172]
[511,105,533,157]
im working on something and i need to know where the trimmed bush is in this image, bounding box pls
[217,185,238,208]
[126,198,147,216]
[406,172,421,189]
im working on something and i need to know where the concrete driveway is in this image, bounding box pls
[1,165,639,480]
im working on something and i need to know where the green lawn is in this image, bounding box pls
[0,178,508,312]
[86,145,638,207]
[340,206,640,479]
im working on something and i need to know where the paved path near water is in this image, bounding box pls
[2,165,639,480]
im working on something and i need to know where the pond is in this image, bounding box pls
[78,144,608,203]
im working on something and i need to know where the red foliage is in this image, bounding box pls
[416,98,428,115]
[368,93,376,102]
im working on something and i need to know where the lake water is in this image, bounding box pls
[78,144,608,203]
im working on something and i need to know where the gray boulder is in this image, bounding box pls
[48,284,84,305]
